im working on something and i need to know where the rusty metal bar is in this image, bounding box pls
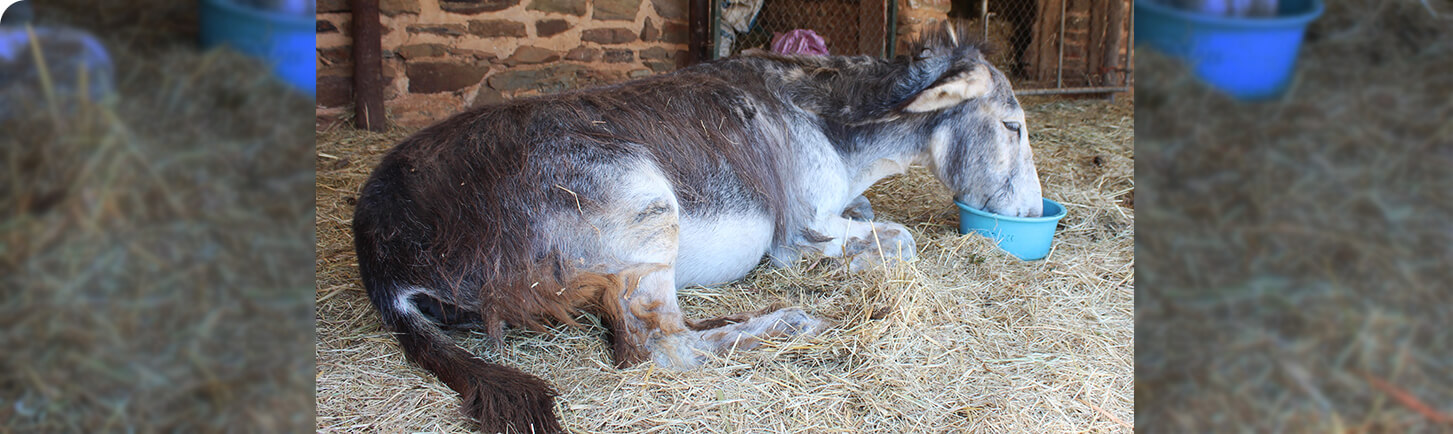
[982,0,990,40]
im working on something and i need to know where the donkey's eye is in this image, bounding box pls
[1003,121,1022,134]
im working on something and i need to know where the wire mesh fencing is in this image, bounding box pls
[709,0,1131,94]
[713,0,895,58]
[949,0,1131,93]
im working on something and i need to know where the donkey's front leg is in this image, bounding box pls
[806,216,917,272]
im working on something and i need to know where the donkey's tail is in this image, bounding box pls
[378,293,562,433]
[352,158,562,433]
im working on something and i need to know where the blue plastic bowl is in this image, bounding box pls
[1136,0,1323,100]
[199,0,316,97]
[956,198,1067,261]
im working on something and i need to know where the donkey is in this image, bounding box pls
[352,22,1041,433]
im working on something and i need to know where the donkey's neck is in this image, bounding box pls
[836,106,936,198]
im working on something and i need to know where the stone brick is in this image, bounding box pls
[317,20,339,34]
[581,28,637,45]
[593,0,641,21]
[565,46,601,61]
[440,0,519,15]
[640,18,659,42]
[528,0,587,16]
[487,64,587,92]
[389,93,465,128]
[602,49,634,63]
[660,21,688,44]
[318,0,348,13]
[452,48,499,62]
[380,0,421,16]
[408,62,489,93]
[582,69,629,86]
[535,19,571,37]
[472,86,508,107]
[317,69,353,108]
[407,24,467,36]
[506,46,560,66]
[638,46,670,60]
[317,46,351,65]
[468,19,527,38]
[645,61,675,73]
[651,0,686,20]
[397,43,450,59]
[628,68,652,78]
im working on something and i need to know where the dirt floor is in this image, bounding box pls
[0,1,315,431]
[1135,0,1452,431]
[314,95,1133,432]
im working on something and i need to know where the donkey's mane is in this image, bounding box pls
[903,21,998,60]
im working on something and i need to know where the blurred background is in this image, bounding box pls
[1,0,314,431]
[1135,0,1452,431]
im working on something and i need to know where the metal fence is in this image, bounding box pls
[711,0,896,58]
[951,0,1131,96]
[710,0,1131,97]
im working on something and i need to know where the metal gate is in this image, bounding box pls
[708,0,1131,97]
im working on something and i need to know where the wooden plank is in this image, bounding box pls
[1027,0,1064,82]
[350,0,386,132]
[1101,0,1126,87]
[1086,0,1107,83]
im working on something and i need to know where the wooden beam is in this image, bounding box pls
[1102,0,1126,88]
[351,0,386,132]
[1086,0,1107,84]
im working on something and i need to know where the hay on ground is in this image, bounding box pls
[1135,0,1452,431]
[0,1,315,431]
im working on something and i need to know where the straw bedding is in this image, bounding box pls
[1135,0,1452,431]
[315,90,1132,432]
[1,1,315,431]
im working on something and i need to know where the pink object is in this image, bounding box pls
[770,29,829,56]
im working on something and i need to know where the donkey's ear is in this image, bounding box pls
[902,64,992,113]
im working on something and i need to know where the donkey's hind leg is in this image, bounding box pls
[578,157,823,369]
[606,266,823,369]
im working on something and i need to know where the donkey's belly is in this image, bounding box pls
[674,212,774,288]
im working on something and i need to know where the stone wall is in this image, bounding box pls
[317,0,691,127]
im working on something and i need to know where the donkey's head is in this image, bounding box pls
[898,23,1042,217]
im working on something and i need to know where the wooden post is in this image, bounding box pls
[1030,0,1064,83]
[1102,0,1126,91]
[1086,0,1108,84]
[351,0,386,132]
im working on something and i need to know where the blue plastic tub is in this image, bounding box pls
[199,0,316,97]
[1136,0,1323,100]
[956,198,1067,261]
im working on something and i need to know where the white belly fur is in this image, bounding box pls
[674,212,774,288]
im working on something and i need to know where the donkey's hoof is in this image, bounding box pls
[845,223,917,272]
[766,308,823,337]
